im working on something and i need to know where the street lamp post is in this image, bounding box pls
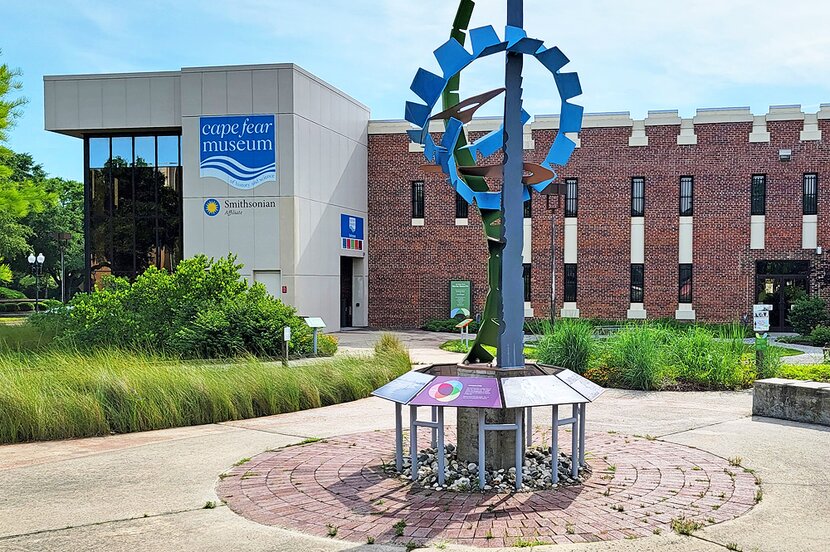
[28,253,45,312]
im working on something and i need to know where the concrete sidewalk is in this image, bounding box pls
[0,333,828,551]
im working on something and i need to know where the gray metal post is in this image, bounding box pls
[551,404,559,484]
[410,405,418,481]
[579,403,586,467]
[312,328,318,355]
[431,406,438,449]
[497,0,526,370]
[436,407,446,486]
[515,408,524,490]
[571,403,579,478]
[478,409,486,489]
[526,407,533,447]
[395,403,403,472]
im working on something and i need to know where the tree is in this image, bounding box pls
[0,50,26,143]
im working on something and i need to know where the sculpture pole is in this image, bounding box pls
[497,0,526,370]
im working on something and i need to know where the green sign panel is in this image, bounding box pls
[450,280,472,318]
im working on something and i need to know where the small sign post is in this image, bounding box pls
[753,304,772,372]
[283,326,291,363]
[449,280,472,318]
[303,317,326,355]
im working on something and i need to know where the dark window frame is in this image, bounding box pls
[564,263,577,302]
[630,264,644,303]
[803,173,818,216]
[524,198,532,219]
[678,264,693,303]
[631,177,645,217]
[751,174,766,216]
[522,263,531,303]
[564,178,578,218]
[411,181,425,219]
[679,176,694,216]
[455,192,468,219]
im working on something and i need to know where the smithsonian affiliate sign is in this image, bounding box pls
[199,114,276,190]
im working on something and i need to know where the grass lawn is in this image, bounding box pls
[0,329,411,444]
[440,339,538,359]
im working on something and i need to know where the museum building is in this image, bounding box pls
[44,64,830,332]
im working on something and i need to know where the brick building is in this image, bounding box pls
[368,105,830,331]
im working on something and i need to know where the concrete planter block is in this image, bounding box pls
[753,378,830,427]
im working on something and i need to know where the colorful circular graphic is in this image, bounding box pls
[428,380,463,403]
[204,198,221,216]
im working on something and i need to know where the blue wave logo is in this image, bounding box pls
[199,115,277,190]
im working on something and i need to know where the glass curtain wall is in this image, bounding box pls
[86,134,183,288]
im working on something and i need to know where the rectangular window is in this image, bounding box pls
[631,177,645,217]
[411,181,424,219]
[524,199,532,219]
[455,192,468,219]
[751,174,766,215]
[803,173,818,215]
[679,176,694,216]
[630,264,644,303]
[678,264,693,303]
[565,178,578,217]
[564,263,577,302]
[523,263,531,302]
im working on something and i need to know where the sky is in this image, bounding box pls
[3,0,830,182]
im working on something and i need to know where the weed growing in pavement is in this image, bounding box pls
[652,528,662,535]
[203,501,216,509]
[726,543,743,551]
[755,489,763,503]
[513,537,550,548]
[366,536,374,545]
[326,524,338,537]
[404,540,420,551]
[485,529,493,540]
[565,523,575,535]
[234,457,251,466]
[728,456,743,467]
[670,516,702,536]
[393,520,407,537]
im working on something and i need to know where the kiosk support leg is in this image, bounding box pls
[551,404,559,484]
[526,407,533,447]
[409,405,418,481]
[571,403,580,478]
[515,408,524,490]
[477,409,486,490]
[395,403,403,472]
[579,403,586,468]
[436,407,446,486]
[431,406,438,449]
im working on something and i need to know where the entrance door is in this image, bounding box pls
[755,261,809,331]
[340,257,353,328]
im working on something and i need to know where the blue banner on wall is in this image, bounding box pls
[341,214,364,251]
[199,114,276,190]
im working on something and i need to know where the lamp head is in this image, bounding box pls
[36,253,45,264]
[28,254,36,264]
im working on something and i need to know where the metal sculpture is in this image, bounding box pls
[405,0,584,366]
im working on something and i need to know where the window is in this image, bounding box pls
[679,176,694,216]
[85,134,183,289]
[524,199,532,219]
[411,181,424,219]
[751,175,766,216]
[455,192,468,219]
[523,263,531,302]
[631,177,645,217]
[564,178,578,217]
[564,264,577,302]
[630,264,644,303]
[803,173,818,215]
[678,264,693,303]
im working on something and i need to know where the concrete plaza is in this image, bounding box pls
[0,331,827,551]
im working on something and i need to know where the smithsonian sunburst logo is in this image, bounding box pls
[204,198,221,217]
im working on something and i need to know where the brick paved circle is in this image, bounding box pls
[217,429,759,547]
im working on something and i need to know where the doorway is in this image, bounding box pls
[755,261,809,331]
[340,257,353,328]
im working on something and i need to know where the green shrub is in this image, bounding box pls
[17,302,34,312]
[809,325,830,347]
[42,299,63,310]
[670,326,746,389]
[4,303,19,313]
[0,287,26,300]
[536,319,593,374]
[779,363,830,382]
[756,346,782,380]
[422,316,480,333]
[32,255,317,359]
[317,334,338,356]
[788,296,828,336]
[606,324,668,390]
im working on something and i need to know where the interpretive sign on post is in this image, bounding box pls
[410,376,502,408]
[555,369,605,402]
[502,376,587,408]
[753,304,772,332]
[450,280,472,318]
[372,371,435,404]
